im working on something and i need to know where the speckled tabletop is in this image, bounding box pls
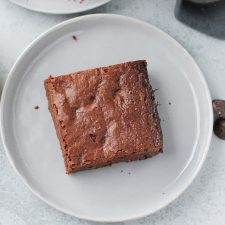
[1,0,225,224]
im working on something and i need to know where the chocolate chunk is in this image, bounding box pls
[89,133,96,142]
[212,99,225,119]
[214,118,225,140]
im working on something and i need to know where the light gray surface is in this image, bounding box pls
[0,0,225,225]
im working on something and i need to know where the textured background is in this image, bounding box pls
[0,0,225,224]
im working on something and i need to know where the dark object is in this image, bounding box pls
[175,0,225,39]
[214,118,225,140]
[72,35,77,41]
[212,99,225,140]
[44,60,163,174]
[185,0,221,4]
[34,105,39,110]
[212,99,225,118]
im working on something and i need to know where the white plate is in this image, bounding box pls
[0,14,213,222]
[9,0,111,14]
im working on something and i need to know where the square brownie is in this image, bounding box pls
[44,60,163,174]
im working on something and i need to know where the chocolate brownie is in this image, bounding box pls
[44,60,163,174]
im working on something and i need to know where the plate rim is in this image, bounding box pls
[8,0,111,14]
[0,14,213,222]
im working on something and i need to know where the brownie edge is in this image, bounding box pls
[44,60,163,174]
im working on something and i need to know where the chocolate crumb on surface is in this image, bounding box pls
[34,105,39,110]
[72,35,77,41]
[168,102,171,105]
[79,0,84,4]
[121,170,123,173]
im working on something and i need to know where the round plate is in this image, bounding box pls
[9,0,111,14]
[0,14,213,222]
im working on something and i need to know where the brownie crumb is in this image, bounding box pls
[168,102,171,105]
[128,172,131,175]
[34,105,39,110]
[156,102,161,107]
[162,119,165,122]
[72,35,77,41]
[120,170,123,173]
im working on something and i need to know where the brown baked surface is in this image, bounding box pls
[44,60,163,174]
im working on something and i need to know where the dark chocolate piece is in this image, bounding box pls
[214,118,225,140]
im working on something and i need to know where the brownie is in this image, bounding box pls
[44,60,163,174]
